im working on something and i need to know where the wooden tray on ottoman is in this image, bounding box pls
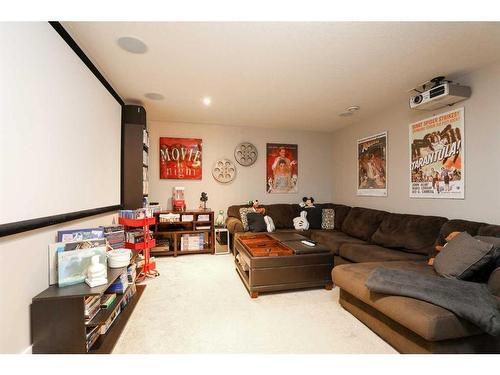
[238,234,293,257]
[234,233,334,298]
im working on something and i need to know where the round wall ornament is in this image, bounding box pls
[234,142,258,166]
[212,159,236,183]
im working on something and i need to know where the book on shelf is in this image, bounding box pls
[84,304,101,325]
[196,225,211,230]
[106,272,129,294]
[127,264,137,284]
[125,229,153,244]
[100,305,121,335]
[100,293,117,309]
[84,296,101,314]
[86,325,101,351]
[159,213,180,223]
[180,233,204,251]
[197,214,210,221]
[153,237,170,251]
[101,225,125,250]
[119,208,154,220]
[57,228,104,242]
[181,214,194,222]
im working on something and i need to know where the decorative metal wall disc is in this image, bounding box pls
[212,159,236,183]
[234,142,258,166]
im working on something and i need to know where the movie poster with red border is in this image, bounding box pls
[357,131,388,197]
[159,137,202,180]
[409,107,464,199]
[266,143,298,193]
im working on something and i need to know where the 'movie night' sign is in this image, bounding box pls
[159,137,202,180]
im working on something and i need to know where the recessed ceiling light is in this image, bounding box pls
[338,112,354,117]
[117,36,148,54]
[202,97,212,106]
[346,105,360,112]
[144,93,164,100]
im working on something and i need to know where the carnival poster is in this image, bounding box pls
[409,107,464,199]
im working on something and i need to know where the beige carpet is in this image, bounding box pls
[112,254,397,354]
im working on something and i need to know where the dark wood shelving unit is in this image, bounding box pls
[31,265,144,354]
[152,210,215,257]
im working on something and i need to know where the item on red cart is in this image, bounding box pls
[172,186,186,211]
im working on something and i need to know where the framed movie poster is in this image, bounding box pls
[266,143,298,193]
[357,132,388,196]
[159,137,202,180]
[409,107,464,199]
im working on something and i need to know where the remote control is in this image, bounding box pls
[301,240,316,247]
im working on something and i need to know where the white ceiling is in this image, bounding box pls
[64,22,500,132]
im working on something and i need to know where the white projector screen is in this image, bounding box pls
[0,23,122,232]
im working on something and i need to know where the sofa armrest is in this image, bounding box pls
[226,217,244,234]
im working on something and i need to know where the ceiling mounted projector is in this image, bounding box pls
[409,76,471,111]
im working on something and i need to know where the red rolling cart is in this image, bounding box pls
[118,216,159,281]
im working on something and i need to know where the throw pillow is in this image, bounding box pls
[321,209,335,230]
[239,207,253,231]
[304,207,322,229]
[246,213,267,233]
[433,232,496,280]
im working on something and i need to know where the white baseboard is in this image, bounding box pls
[21,345,32,354]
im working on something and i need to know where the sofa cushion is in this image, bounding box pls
[371,213,447,255]
[488,267,500,296]
[332,261,483,341]
[246,213,267,232]
[321,209,335,230]
[227,204,247,220]
[303,207,322,229]
[341,207,388,241]
[435,219,484,247]
[477,224,500,237]
[434,232,496,280]
[264,204,296,229]
[332,205,351,230]
[339,243,427,263]
[310,230,367,255]
[239,207,253,231]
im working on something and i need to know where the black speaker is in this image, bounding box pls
[122,105,147,209]
[123,105,146,126]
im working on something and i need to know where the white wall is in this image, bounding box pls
[148,121,334,214]
[330,62,500,224]
[0,212,117,354]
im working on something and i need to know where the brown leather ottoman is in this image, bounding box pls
[234,233,334,298]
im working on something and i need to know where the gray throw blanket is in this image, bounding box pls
[365,267,500,336]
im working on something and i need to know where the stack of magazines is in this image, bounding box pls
[84,295,101,325]
[101,225,125,249]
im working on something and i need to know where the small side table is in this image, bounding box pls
[214,228,230,255]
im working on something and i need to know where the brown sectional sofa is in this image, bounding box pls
[226,203,500,353]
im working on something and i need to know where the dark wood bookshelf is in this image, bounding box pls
[31,267,144,354]
[152,210,215,257]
